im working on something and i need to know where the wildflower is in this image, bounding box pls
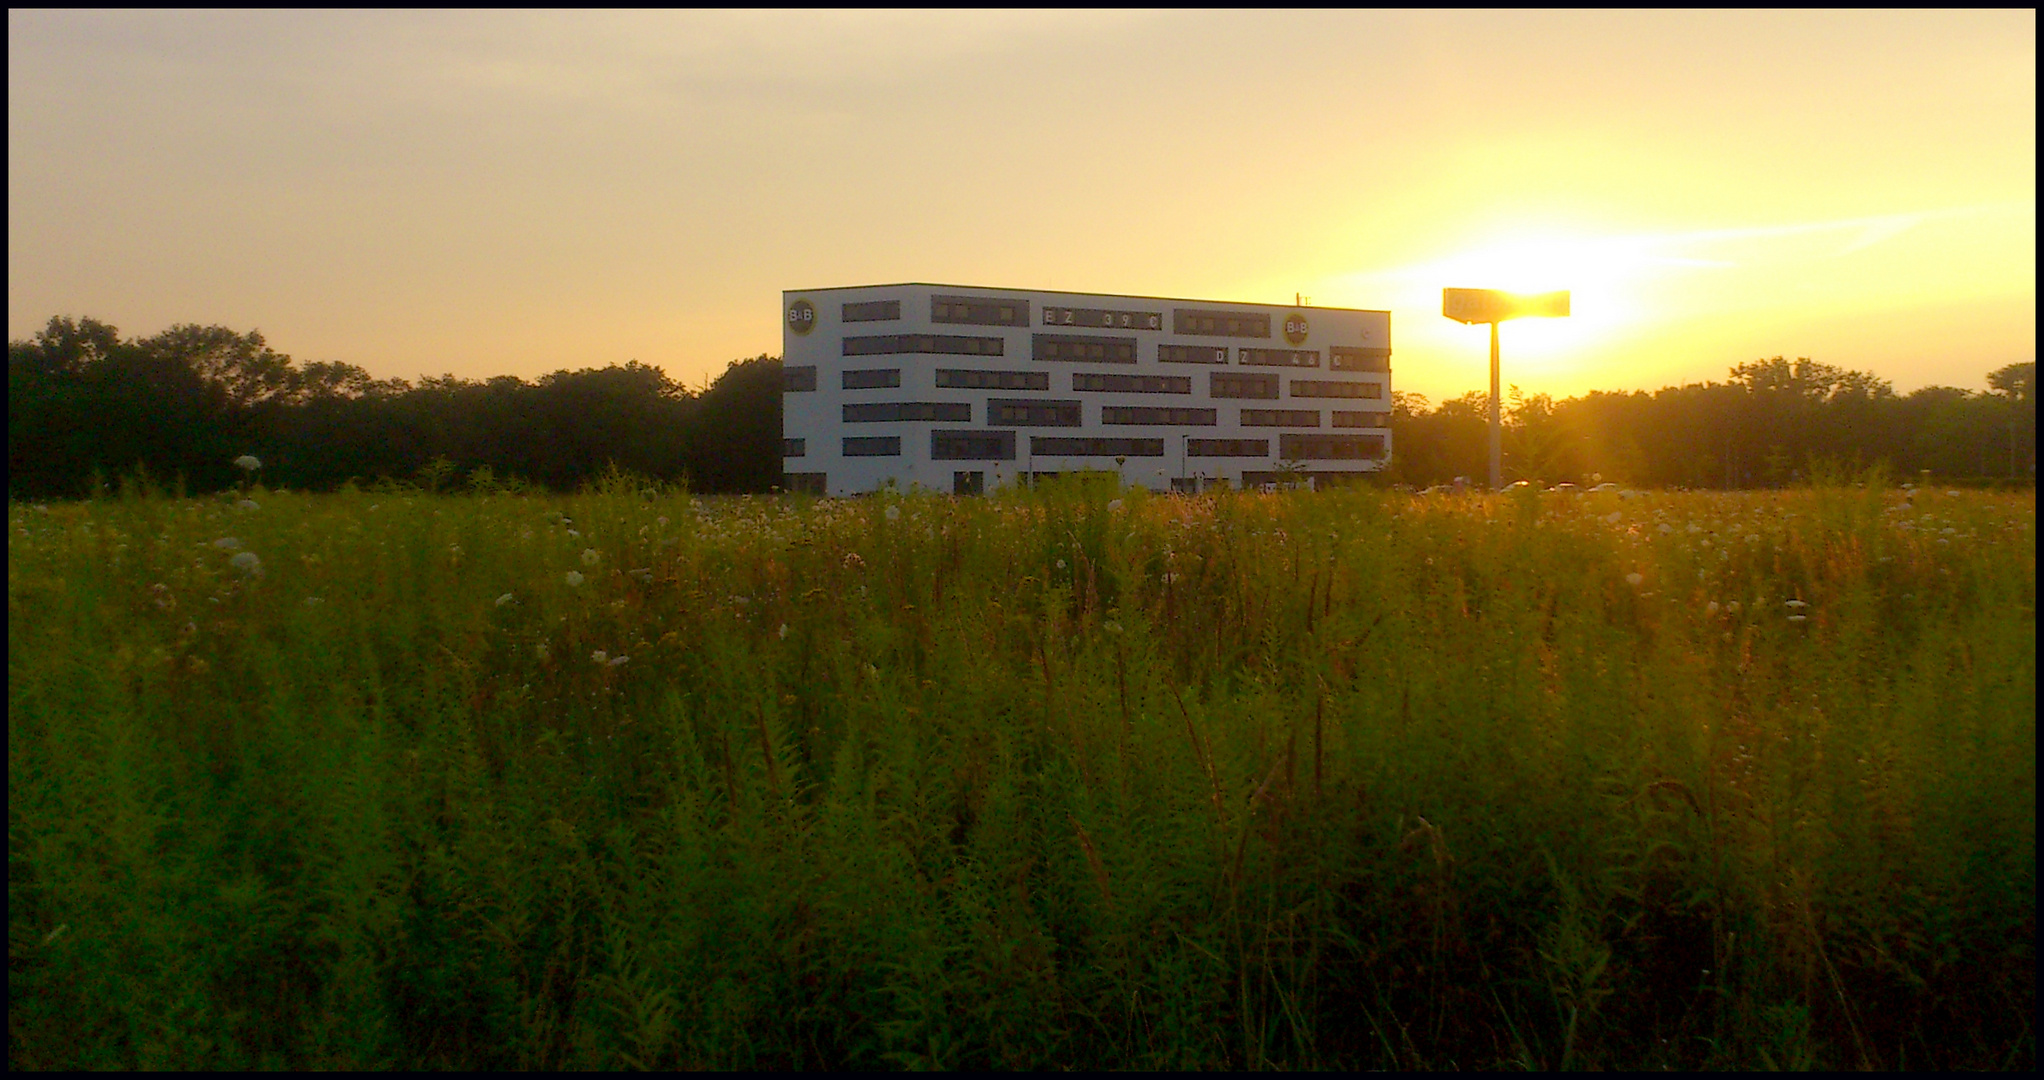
[1727,601,1741,614]
[1788,614,1808,623]
[1103,620,1123,635]
[1706,601,1720,616]
[230,551,262,576]
[1107,499,1124,513]
[1625,572,1644,586]
[608,655,629,668]
[495,593,515,607]
[233,455,261,472]
[778,623,789,640]
[213,537,242,550]
[885,504,901,521]
[236,499,260,511]
[591,650,608,664]
[1056,559,1067,570]
[565,570,585,587]
[1785,599,1808,610]
[842,552,864,570]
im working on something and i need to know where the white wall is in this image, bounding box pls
[781,283,1392,495]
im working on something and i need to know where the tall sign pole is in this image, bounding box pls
[1489,319,1502,492]
[1444,288,1570,490]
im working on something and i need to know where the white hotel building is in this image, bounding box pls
[781,283,1391,495]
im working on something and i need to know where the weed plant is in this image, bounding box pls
[8,476,2034,1068]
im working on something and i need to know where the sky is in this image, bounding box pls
[8,10,2035,405]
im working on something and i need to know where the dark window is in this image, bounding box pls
[932,294,1029,327]
[782,438,806,457]
[1032,334,1138,364]
[1331,410,1391,428]
[1100,406,1217,426]
[1210,372,1280,399]
[783,365,818,392]
[1241,409,1321,427]
[1041,305,1164,331]
[843,436,901,457]
[842,368,902,389]
[843,402,973,423]
[844,334,1005,356]
[842,299,902,322]
[1187,438,1270,457]
[931,429,1016,460]
[1031,437,1166,457]
[1279,433,1385,460]
[1173,308,1272,338]
[1330,346,1391,372]
[987,398,1082,427]
[1158,343,1230,364]
[783,472,827,494]
[934,368,1048,390]
[953,470,985,495]
[1289,379,1374,398]
[1240,347,1321,368]
[1072,372,1191,394]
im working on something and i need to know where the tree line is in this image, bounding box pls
[9,316,778,499]
[7,315,2034,499]
[1387,356,2033,489]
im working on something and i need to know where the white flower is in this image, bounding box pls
[213,537,242,550]
[1788,614,1808,623]
[885,504,901,521]
[608,655,629,667]
[1056,559,1067,569]
[236,500,260,511]
[1784,599,1808,610]
[230,551,262,575]
[495,593,515,607]
[233,455,261,471]
[1103,620,1123,635]
[581,548,600,566]
[1706,601,1720,616]
[1625,572,1644,586]
[1726,601,1741,614]
[565,570,585,587]
[778,623,789,639]
[591,650,608,664]
[1107,499,1124,513]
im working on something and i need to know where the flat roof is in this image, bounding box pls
[781,281,1388,315]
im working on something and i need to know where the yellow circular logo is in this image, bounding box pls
[786,299,816,336]
[1283,311,1310,345]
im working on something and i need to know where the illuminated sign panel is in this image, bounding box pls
[1443,288,1570,324]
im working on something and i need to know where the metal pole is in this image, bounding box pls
[1488,319,1502,491]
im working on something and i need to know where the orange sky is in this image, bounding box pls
[8,10,2034,404]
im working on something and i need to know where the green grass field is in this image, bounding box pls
[9,478,2034,1069]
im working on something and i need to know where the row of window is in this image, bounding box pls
[823,297,1324,342]
[792,364,1383,399]
[827,335,1388,371]
[800,432,1383,461]
[824,401,1387,428]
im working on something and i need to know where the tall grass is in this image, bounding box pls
[9,477,2033,1068]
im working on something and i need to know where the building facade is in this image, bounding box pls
[781,283,1391,495]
